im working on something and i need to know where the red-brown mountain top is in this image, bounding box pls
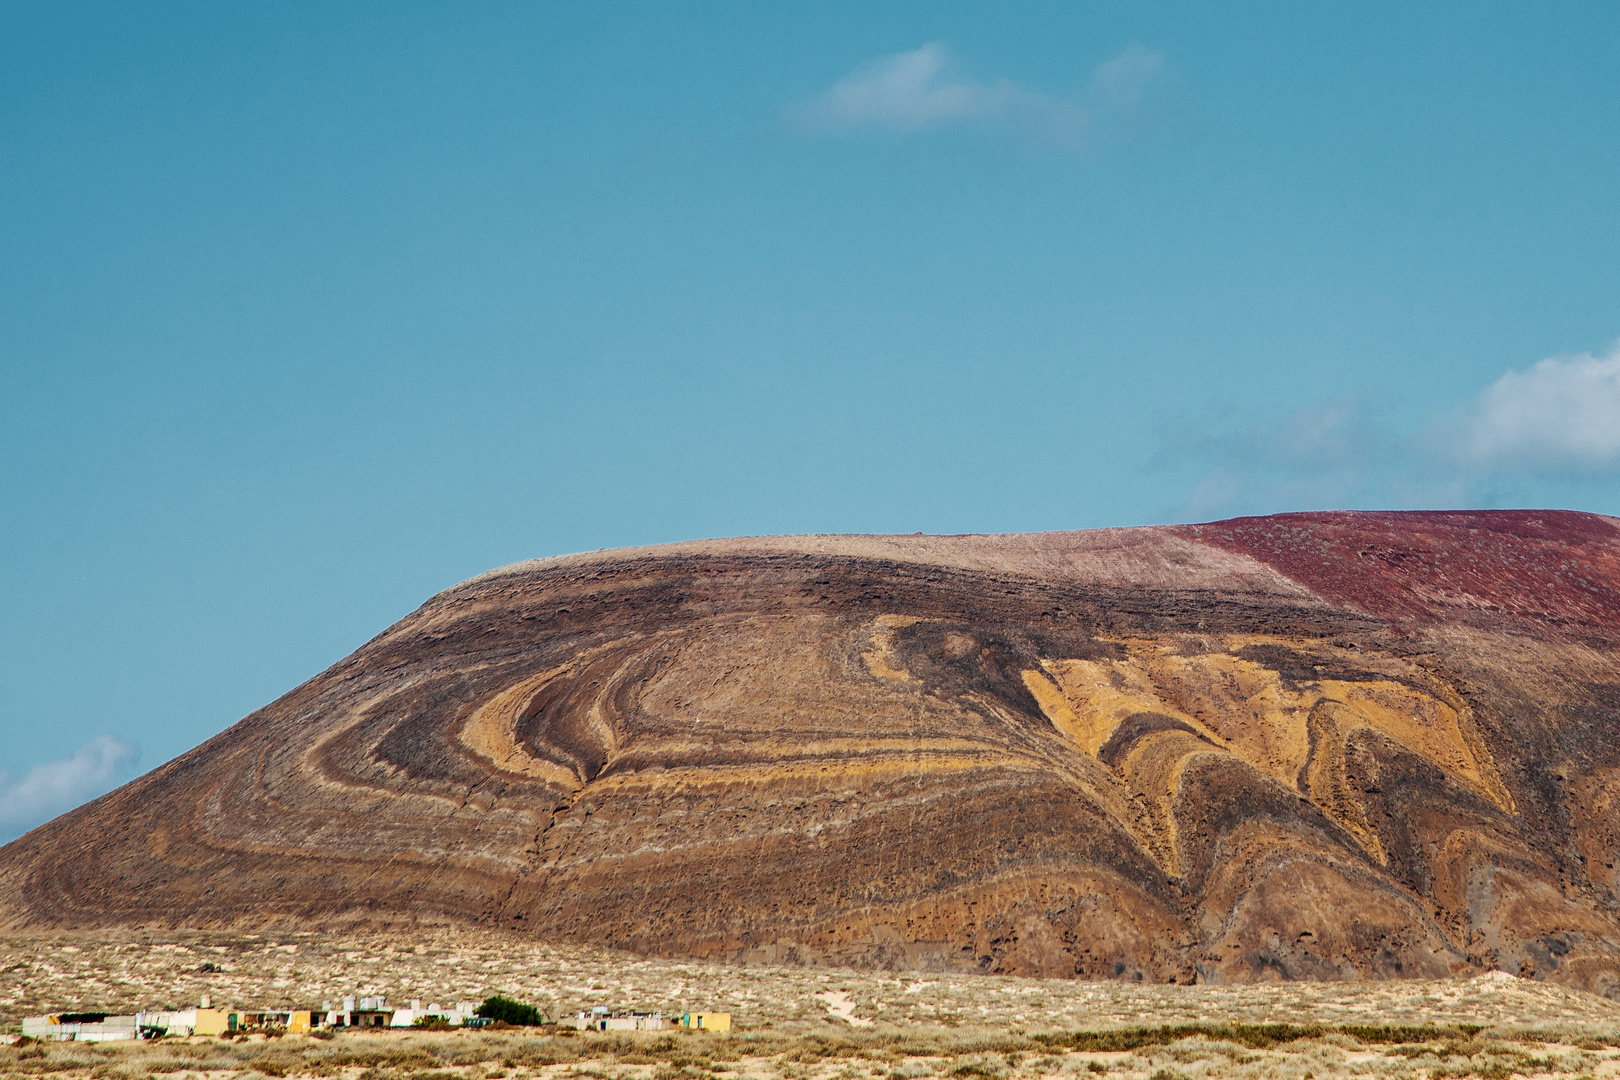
[1183,510,1620,633]
[4,510,1620,994]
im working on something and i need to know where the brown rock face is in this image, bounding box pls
[6,512,1620,992]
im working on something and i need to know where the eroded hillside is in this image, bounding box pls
[3,512,1620,994]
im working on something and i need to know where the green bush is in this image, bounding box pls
[475,997,545,1027]
[411,1017,454,1030]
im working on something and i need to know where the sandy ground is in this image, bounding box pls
[4,928,1619,1034]
[6,929,1620,1078]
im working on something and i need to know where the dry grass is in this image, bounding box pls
[4,929,1620,1079]
[2,1027,1619,1080]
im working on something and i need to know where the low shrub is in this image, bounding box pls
[475,998,544,1027]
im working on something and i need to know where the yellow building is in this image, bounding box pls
[193,1009,229,1036]
[681,1012,731,1033]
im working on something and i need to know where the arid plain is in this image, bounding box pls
[8,929,1620,1080]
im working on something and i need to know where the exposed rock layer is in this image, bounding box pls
[5,511,1620,993]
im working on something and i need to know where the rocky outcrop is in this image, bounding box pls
[5,511,1620,993]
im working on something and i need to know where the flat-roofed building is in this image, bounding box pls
[563,1010,666,1031]
[21,1013,141,1042]
[140,1006,229,1037]
[680,1013,731,1033]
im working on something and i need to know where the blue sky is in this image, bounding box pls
[4,1,1620,841]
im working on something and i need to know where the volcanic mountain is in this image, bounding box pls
[6,511,1620,993]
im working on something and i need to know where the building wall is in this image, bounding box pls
[194,1009,228,1036]
[693,1013,731,1033]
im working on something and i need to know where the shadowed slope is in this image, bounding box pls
[4,514,1620,993]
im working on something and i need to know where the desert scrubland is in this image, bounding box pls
[7,930,1620,1080]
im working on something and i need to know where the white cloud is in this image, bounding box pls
[788,42,1163,148]
[1451,347,1620,472]
[0,735,139,841]
[793,42,1014,132]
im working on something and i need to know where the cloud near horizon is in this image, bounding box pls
[1449,347,1620,473]
[1176,341,1620,520]
[0,735,139,844]
[788,42,1164,149]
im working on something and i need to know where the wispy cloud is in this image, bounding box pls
[0,735,139,844]
[1173,341,1620,521]
[1174,396,1411,521]
[1087,44,1167,115]
[787,42,1166,150]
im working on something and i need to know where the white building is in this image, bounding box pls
[563,1008,666,1031]
[388,1000,481,1028]
[21,1014,140,1042]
